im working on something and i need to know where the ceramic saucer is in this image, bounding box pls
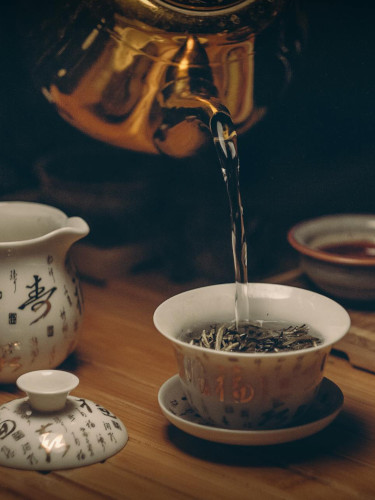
[158,375,343,446]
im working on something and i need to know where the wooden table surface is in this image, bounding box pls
[0,270,375,500]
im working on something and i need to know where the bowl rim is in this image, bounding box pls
[153,282,351,358]
[288,213,375,267]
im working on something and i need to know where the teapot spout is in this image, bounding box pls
[153,35,228,157]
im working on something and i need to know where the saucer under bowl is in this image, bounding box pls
[158,374,343,445]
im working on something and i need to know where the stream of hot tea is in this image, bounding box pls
[186,113,323,353]
[210,112,250,327]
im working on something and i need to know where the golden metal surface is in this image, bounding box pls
[23,0,300,156]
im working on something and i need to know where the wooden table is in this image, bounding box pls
[0,270,375,499]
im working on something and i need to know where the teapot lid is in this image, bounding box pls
[156,0,251,12]
[115,0,288,34]
[0,370,128,470]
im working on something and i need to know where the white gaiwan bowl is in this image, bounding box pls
[288,214,375,301]
[154,283,350,430]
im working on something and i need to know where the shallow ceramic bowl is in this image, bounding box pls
[153,283,350,430]
[288,214,375,301]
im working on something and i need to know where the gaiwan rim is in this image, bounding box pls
[288,213,375,267]
[153,282,351,358]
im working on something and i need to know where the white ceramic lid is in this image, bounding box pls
[0,370,128,470]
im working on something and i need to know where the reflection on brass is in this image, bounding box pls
[23,0,304,156]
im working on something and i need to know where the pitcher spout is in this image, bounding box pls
[50,216,90,253]
[66,217,90,238]
[63,216,90,245]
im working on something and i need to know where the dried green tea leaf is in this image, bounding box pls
[186,322,322,353]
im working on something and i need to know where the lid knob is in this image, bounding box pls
[16,370,79,412]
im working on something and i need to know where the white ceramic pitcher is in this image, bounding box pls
[0,202,89,383]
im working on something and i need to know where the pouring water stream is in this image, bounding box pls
[210,111,250,327]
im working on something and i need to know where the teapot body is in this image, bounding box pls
[0,202,89,383]
[21,0,303,156]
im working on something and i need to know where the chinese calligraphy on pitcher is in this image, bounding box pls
[18,275,57,325]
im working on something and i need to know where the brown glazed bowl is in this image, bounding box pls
[288,214,375,301]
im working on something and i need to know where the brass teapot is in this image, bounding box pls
[22,0,303,157]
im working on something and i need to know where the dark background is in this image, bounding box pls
[0,1,374,282]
